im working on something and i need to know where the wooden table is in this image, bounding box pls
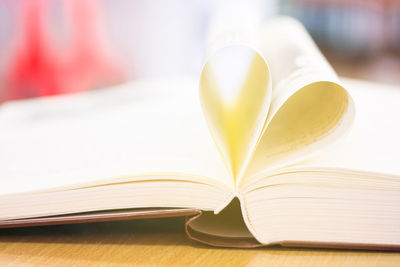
[0,216,399,266]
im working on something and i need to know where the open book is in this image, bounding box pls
[1,16,399,250]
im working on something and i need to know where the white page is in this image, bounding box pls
[296,78,400,176]
[0,77,232,195]
[260,16,341,115]
[241,17,354,184]
[201,3,272,182]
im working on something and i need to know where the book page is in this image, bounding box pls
[241,17,354,184]
[200,3,272,180]
[296,78,400,176]
[240,79,400,247]
[0,77,232,195]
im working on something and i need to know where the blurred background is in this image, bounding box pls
[0,0,399,101]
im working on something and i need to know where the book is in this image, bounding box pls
[0,16,399,250]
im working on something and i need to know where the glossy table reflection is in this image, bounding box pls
[0,216,399,266]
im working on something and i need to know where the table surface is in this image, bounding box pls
[0,217,399,267]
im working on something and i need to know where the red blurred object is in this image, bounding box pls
[2,0,124,101]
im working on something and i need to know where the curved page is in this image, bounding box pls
[242,17,355,185]
[292,78,400,176]
[200,3,271,181]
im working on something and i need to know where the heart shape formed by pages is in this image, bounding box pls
[199,45,271,180]
[200,44,355,186]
